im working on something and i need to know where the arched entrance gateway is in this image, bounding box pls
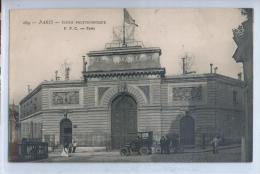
[111,94,137,149]
[180,116,195,146]
[60,118,72,145]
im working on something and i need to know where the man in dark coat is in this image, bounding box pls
[165,136,171,154]
[132,136,141,154]
[160,136,166,154]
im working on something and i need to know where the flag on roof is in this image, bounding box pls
[124,8,138,27]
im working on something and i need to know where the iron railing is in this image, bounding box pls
[10,139,48,161]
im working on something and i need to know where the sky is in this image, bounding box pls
[9,8,246,103]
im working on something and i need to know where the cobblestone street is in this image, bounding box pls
[38,145,241,163]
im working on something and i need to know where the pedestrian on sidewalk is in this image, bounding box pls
[211,136,220,154]
[160,136,166,154]
[61,143,70,157]
[68,143,73,153]
[165,135,170,154]
[72,140,77,153]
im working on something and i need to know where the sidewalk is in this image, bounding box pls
[38,144,241,162]
[47,144,241,158]
[180,144,241,153]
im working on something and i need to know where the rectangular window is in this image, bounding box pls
[233,91,238,105]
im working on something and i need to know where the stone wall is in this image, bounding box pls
[19,74,244,147]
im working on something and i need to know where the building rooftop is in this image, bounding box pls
[20,72,244,105]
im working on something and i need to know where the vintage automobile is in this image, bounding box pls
[120,131,153,156]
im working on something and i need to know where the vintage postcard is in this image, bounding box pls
[8,8,253,163]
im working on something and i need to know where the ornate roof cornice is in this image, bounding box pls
[87,47,161,57]
[83,68,165,79]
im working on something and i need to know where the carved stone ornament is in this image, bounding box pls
[52,91,80,105]
[172,86,202,101]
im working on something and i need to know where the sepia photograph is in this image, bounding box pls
[7,8,253,163]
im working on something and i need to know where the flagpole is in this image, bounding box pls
[123,8,126,47]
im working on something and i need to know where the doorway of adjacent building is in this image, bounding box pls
[180,116,195,145]
[60,118,72,145]
[111,94,137,149]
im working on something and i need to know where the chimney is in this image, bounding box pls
[55,70,60,81]
[210,63,213,74]
[65,67,70,80]
[27,85,32,93]
[82,56,86,72]
[214,67,218,74]
[238,72,242,80]
[182,57,186,74]
[82,56,88,72]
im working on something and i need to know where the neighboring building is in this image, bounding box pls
[8,104,19,143]
[232,8,253,162]
[18,43,244,149]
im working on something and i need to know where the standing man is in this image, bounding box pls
[211,136,220,154]
[160,136,166,154]
[72,140,77,153]
[68,143,73,153]
[165,136,170,154]
[135,136,142,154]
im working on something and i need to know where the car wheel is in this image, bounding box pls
[139,147,149,155]
[120,149,128,156]
[155,146,161,154]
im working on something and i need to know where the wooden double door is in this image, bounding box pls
[180,116,195,146]
[111,94,137,149]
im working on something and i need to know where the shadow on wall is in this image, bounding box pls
[166,113,183,147]
[166,110,215,148]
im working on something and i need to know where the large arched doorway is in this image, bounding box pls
[180,116,195,146]
[111,94,137,149]
[60,118,72,145]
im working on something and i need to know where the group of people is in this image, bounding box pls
[159,135,221,155]
[60,135,221,157]
[61,140,77,157]
[160,135,171,154]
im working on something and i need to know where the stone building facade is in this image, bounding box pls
[19,45,244,149]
